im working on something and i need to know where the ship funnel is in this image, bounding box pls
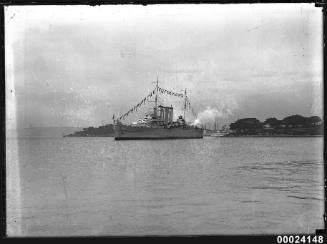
[158,105,174,125]
[169,106,173,124]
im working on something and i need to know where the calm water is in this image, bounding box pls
[6,137,324,236]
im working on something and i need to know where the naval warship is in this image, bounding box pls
[114,79,203,140]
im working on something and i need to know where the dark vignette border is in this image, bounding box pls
[0,0,325,243]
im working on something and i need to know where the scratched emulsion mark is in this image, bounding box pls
[5,6,23,236]
[59,171,72,230]
[6,138,23,236]
[6,104,22,235]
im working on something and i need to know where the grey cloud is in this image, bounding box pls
[6,5,323,128]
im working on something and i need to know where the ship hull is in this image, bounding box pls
[114,124,203,140]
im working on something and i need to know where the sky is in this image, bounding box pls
[5,4,323,129]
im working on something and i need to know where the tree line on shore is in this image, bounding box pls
[65,114,324,137]
[228,114,323,136]
[65,124,115,137]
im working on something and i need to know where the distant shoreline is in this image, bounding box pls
[222,134,323,138]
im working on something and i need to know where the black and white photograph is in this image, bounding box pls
[5,3,324,237]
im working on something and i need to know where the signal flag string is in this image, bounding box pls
[117,87,197,121]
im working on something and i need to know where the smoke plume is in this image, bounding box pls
[192,107,221,126]
[192,98,238,126]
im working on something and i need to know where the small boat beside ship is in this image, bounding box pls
[209,119,229,137]
[114,79,203,140]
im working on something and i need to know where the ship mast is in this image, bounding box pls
[183,88,187,121]
[214,118,218,131]
[154,76,159,118]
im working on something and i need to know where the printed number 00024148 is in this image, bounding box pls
[276,236,324,244]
